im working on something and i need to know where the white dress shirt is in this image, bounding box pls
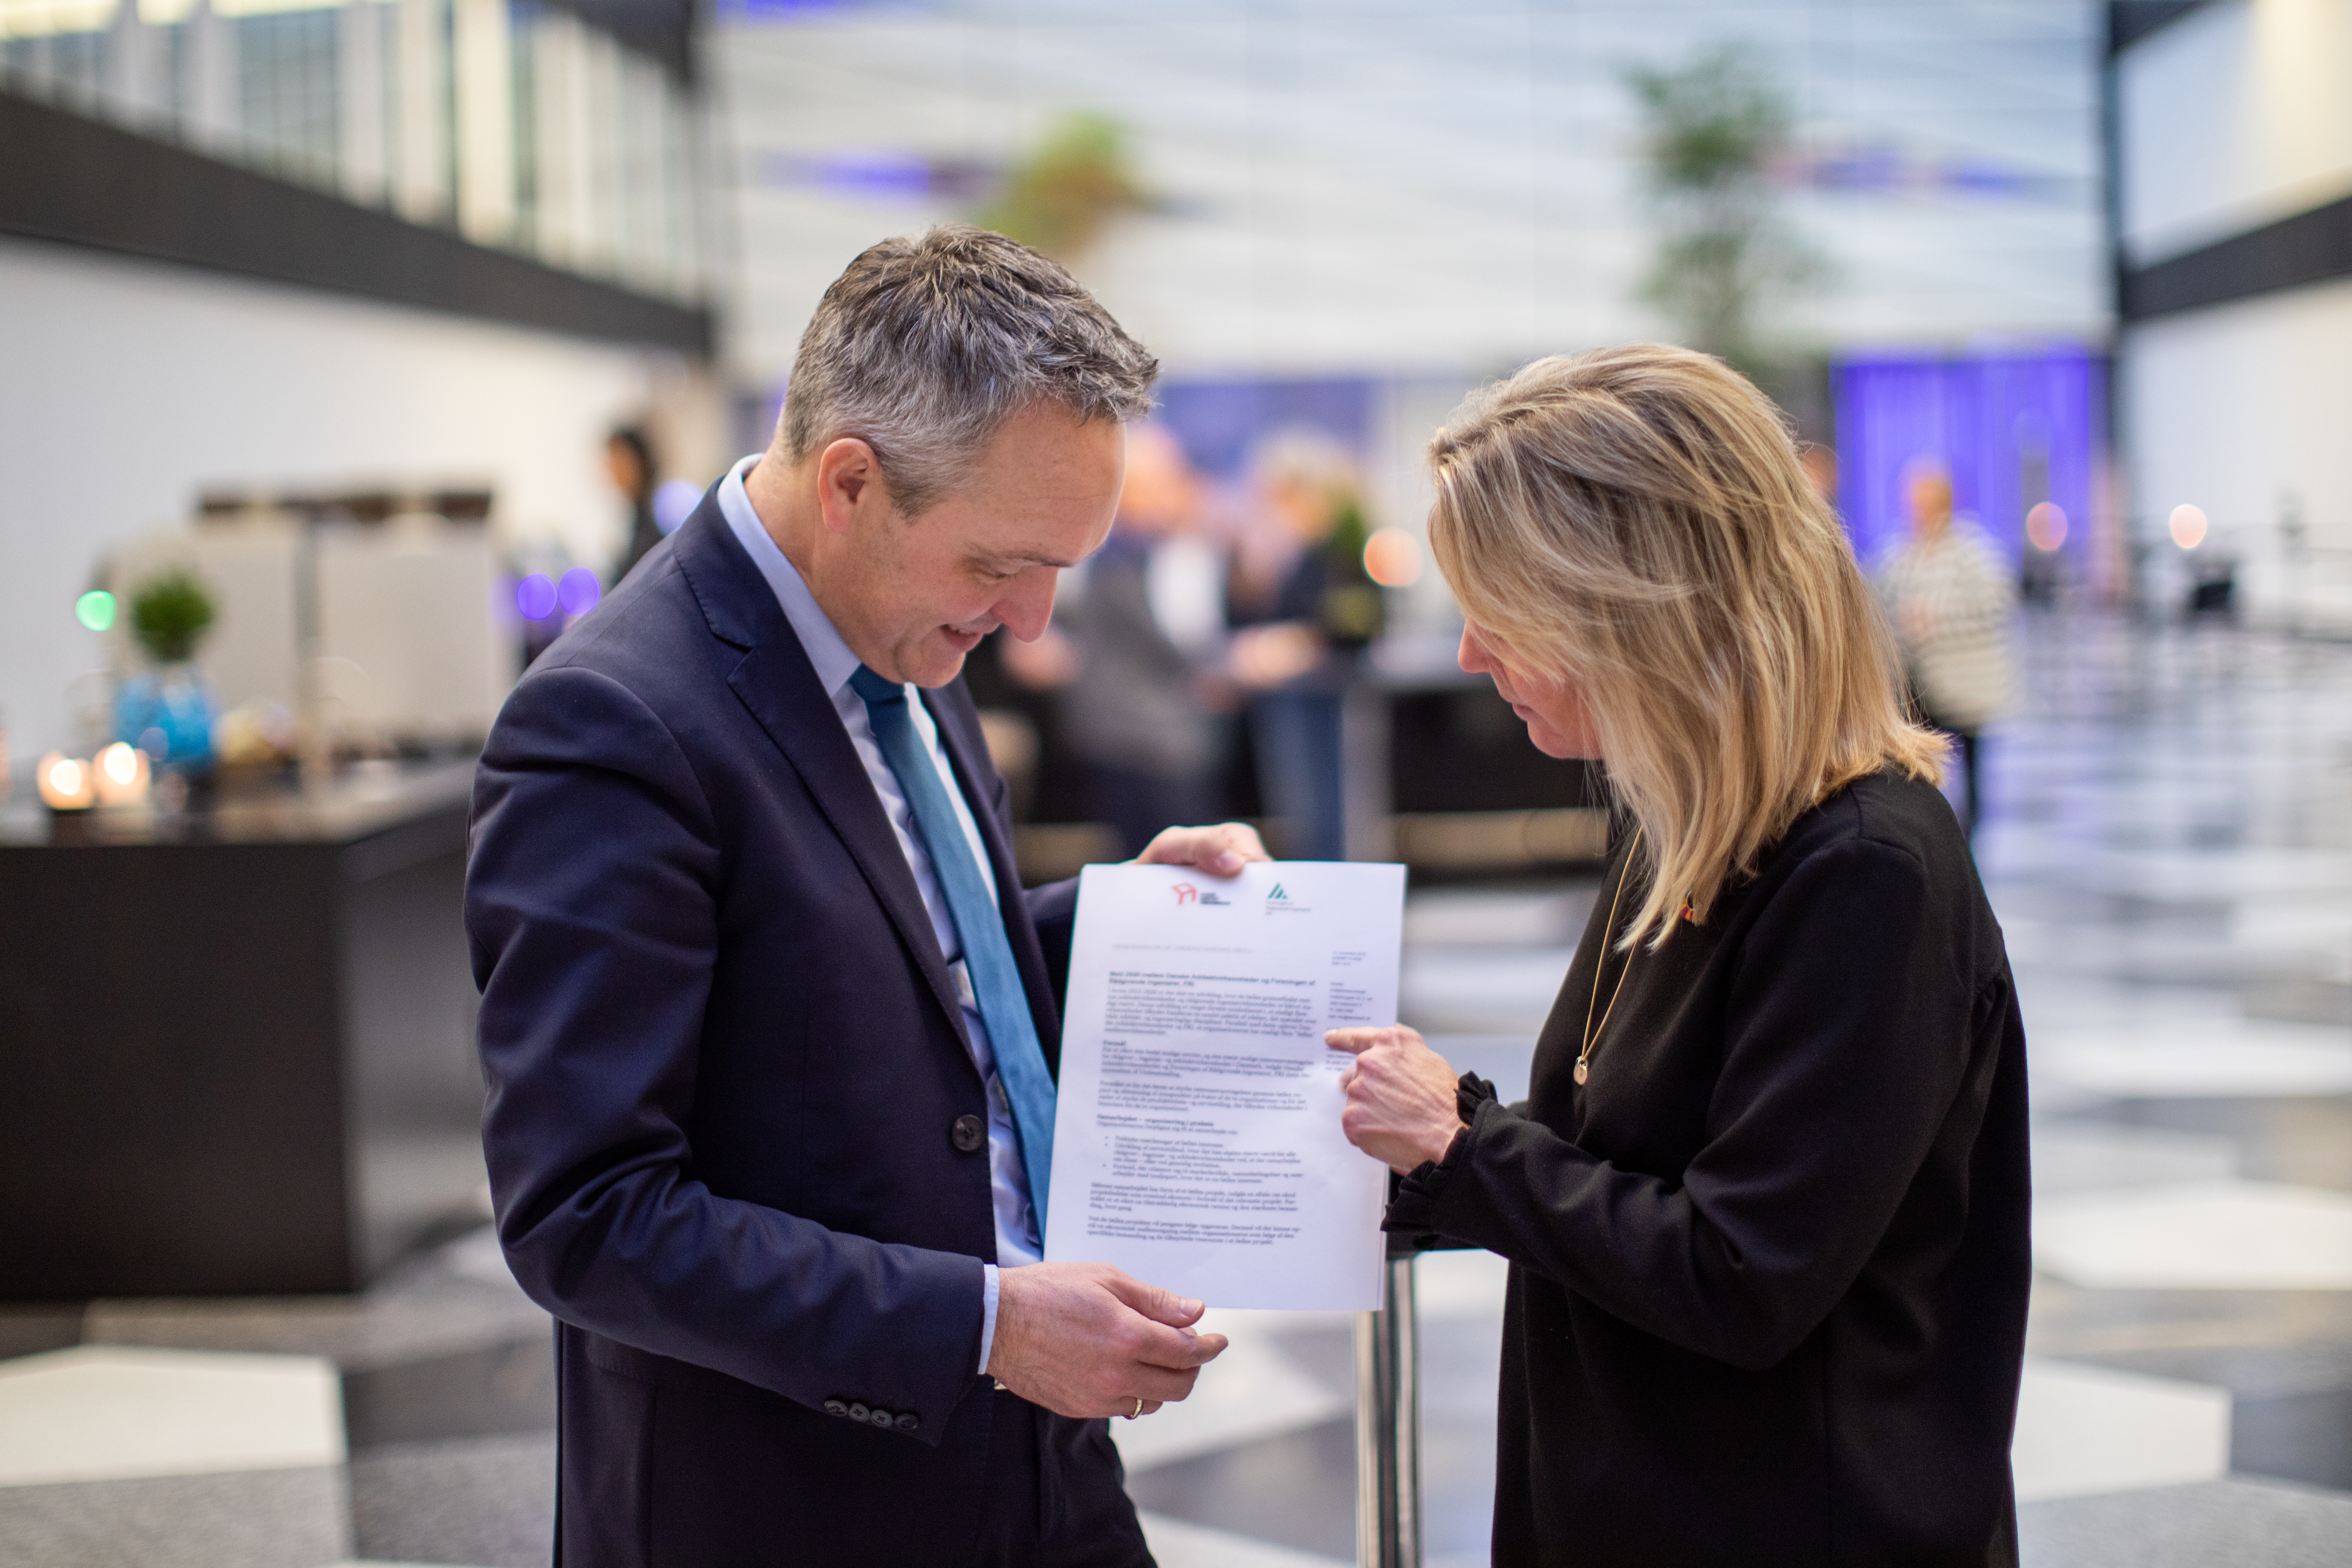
[716,456,1039,1375]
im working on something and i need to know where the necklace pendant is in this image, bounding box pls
[1573,1058,1589,1085]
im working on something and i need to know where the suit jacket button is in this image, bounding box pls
[950,1114,985,1153]
[868,1407,894,1427]
[894,1412,920,1433]
[823,1398,848,1418]
[848,1403,870,1422]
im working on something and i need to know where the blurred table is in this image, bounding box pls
[0,761,485,1298]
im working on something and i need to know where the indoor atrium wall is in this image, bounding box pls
[2118,276,2352,625]
[0,233,658,760]
[2114,0,2352,626]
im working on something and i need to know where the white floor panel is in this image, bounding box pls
[2029,1124,2238,1195]
[2010,1358,2231,1503]
[1111,1310,1351,1474]
[1137,1509,1349,1568]
[2034,1181,2352,1290]
[2031,1031,2352,1098]
[2079,849,2352,905]
[0,1345,344,1487]
[1414,1248,1512,1320]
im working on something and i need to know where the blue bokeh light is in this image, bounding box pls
[516,574,559,620]
[653,478,700,536]
[558,568,602,616]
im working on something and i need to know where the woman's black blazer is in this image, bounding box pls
[1389,770,2030,1567]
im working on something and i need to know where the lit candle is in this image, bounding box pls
[37,752,96,810]
[93,741,151,806]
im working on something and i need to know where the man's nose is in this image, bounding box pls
[996,569,1058,642]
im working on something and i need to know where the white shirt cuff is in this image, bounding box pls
[978,1263,1001,1376]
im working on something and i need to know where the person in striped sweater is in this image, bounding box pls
[1878,463,2016,838]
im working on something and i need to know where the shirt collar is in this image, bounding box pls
[717,454,865,698]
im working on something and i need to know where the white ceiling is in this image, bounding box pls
[707,0,2107,383]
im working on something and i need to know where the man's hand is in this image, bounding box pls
[1134,821,1271,878]
[1330,1025,1464,1174]
[988,1262,1230,1419]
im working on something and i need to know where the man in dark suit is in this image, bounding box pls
[466,226,1258,1565]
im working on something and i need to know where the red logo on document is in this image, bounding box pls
[1172,883,1198,905]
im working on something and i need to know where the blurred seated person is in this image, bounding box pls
[1003,426,1232,856]
[1226,431,1381,862]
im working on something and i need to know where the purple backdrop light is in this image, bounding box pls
[1831,346,2107,571]
[1153,377,1374,479]
[558,568,602,616]
[516,573,559,620]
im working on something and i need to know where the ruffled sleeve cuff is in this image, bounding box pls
[1382,1072,1500,1242]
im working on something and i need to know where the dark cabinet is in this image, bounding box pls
[0,766,484,1298]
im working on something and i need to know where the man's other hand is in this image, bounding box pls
[1133,821,1271,878]
[988,1262,1230,1419]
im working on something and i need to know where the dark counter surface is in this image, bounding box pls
[0,759,475,848]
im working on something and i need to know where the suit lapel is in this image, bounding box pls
[672,505,974,1055]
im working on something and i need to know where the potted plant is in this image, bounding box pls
[115,567,219,773]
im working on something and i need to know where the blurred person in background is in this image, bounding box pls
[1333,346,2028,1568]
[1877,462,2015,839]
[1008,425,1234,856]
[1227,431,1382,861]
[609,424,664,582]
[470,226,1258,1566]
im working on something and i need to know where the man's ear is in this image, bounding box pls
[814,437,887,537]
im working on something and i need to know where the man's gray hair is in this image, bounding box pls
[774,225,1159,514]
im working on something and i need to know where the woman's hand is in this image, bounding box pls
[1330,1025,1465,1174]
[1134,821,1271,878]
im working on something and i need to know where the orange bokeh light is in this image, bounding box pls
[1363,527,1423,588]
[2026,501,2067,552]
[93,741,150,806]
[37,752,94,810]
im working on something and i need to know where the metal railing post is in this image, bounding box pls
[1355,1251,1421,1568]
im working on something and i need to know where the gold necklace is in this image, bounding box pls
[1575,826,1643,1087]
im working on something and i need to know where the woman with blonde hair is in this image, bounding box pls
[1333,346,2029,1567]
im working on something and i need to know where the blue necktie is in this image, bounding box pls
[848,666,1056,1226]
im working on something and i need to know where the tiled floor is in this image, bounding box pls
[3,612,2348,1567]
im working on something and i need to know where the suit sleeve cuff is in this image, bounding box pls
[978,1263,1001,1376]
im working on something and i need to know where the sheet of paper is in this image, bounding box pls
[1044,860,1404,1311]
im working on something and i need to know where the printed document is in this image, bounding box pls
[1044,861,1405,1310]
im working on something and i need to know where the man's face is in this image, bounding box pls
[827,403,1125,686]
